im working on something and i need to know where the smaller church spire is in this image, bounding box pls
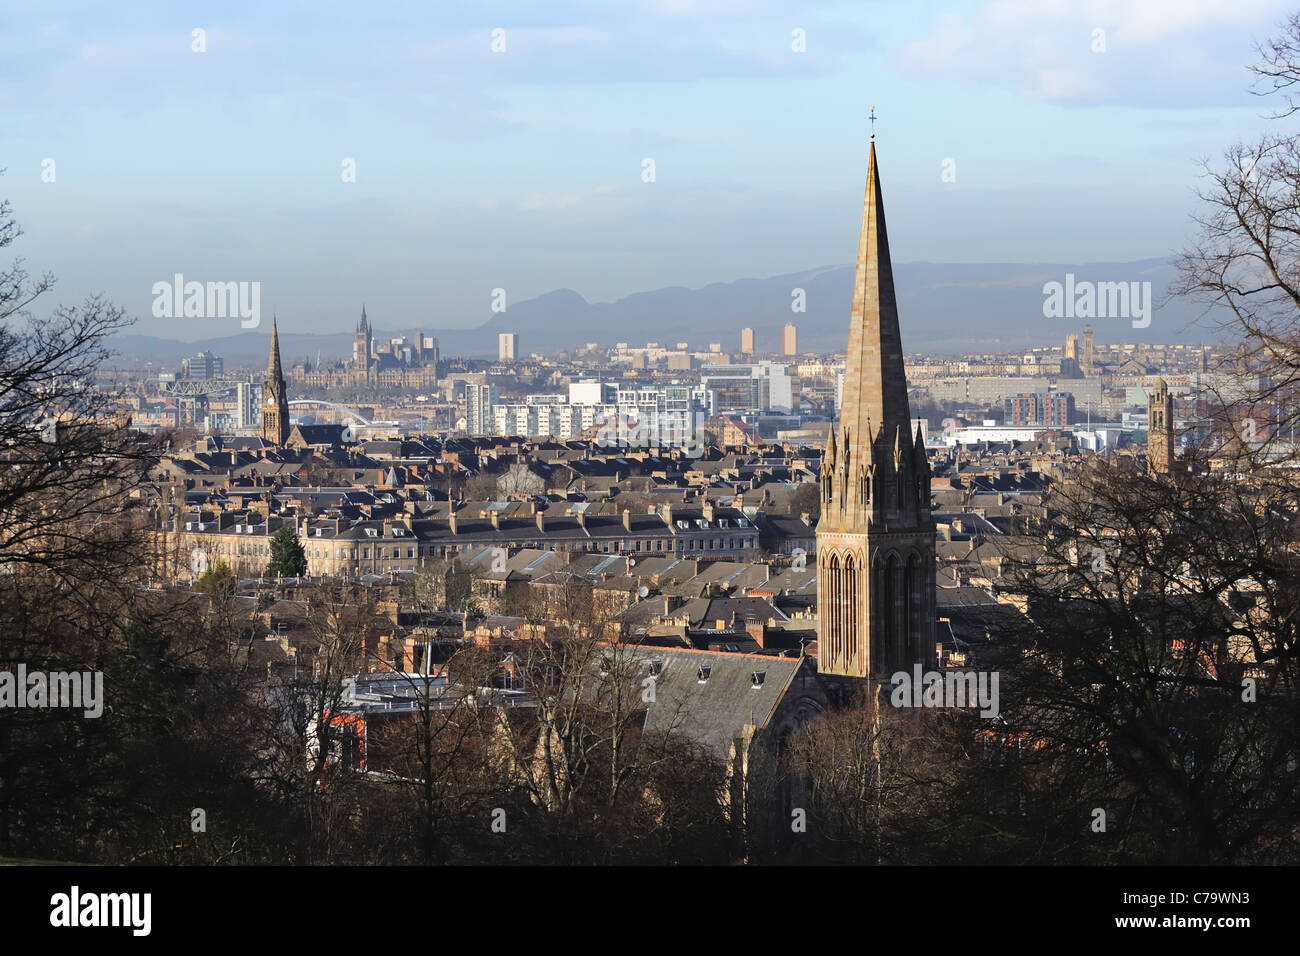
[267,314,283,381]
[262,314,290,446]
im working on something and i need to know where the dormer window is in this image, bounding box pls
[649,660,663,676]
[751,671,766,688]
[697,666,711,683]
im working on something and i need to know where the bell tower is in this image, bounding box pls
[1147,377,1174,475]
[816,137,936,679]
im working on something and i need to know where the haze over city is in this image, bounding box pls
[1,0,1290,341]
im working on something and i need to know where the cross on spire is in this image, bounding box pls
[869,105,876,140]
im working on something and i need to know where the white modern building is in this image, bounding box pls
[466,383,496,435]
[701,361,795,413]
[490,383,714,449]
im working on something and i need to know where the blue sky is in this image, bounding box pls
[0,0,1293,339]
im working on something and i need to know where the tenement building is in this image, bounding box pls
[150,503,759,581]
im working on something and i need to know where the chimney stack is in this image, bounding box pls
[536,510,545,533]
[490,510,500,530]
[622,509,632,532]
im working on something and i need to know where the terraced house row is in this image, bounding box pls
[149,500,761,581]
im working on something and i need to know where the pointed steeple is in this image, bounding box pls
[815,128,936,680]
[841,140,913,453]
[359,305,369,333]
[267,314,284,384]
[262,314,290,446]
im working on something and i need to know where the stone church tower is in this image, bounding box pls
[354,305,373,377]
[1147,377,1174,475]
[816,140,936,679]
[262,316,290,446]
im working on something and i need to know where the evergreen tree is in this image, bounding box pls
[267,524,308,578]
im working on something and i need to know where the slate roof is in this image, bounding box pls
[622,645,806,759]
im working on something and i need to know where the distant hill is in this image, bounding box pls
[108,258,1224,367]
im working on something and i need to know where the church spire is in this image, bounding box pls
[842,140,912,451]
[815,131,935,680]
[262,314,290,446]
[268,314,283,382]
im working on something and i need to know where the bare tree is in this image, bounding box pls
[460,470,498,501]
[0,185,160,597]
[1174,16,1300,465]
[987,453,1300,863]
[364,641,502,864]
[497,461,544,498]
[260,588,378,863]
[455,571,724,862]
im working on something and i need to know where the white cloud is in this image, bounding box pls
[899,0,1292,106]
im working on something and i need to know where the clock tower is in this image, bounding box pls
[262,315,290,446]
